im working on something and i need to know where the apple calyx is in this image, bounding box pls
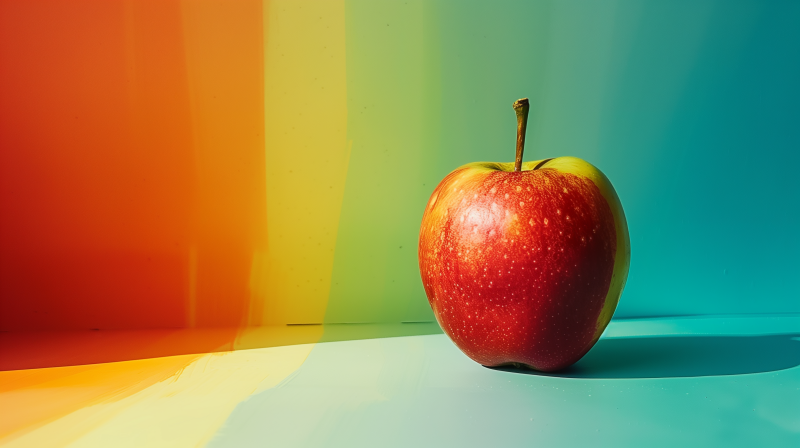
[513,98,530,172]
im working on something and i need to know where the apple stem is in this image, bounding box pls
[513,98,530,172]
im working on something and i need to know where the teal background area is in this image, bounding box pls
[429,0,800,318]
[325,0,800,323]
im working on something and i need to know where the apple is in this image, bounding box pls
[418,98,630,372]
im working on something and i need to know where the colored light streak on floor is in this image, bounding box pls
[0,353,206,445]
[0,345,315,448]
[0,328,239,371]
[0,322,443,372]
[0,323,442,445]
[1,316,797,447]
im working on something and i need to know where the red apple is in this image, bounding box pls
[418,99,630,372]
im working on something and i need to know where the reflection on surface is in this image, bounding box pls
[493,334,800,378]
[0,323,442,371]
[2,317,799,447]
[0,323,443,443]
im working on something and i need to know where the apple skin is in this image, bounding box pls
[419,157,630,372]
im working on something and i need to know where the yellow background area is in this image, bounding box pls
[259,0,351,326]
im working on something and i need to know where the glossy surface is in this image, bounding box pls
[3,316,797,447]
[420,161,618,370]
[208,315,800,448]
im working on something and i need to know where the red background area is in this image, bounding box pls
[0,0,266,333]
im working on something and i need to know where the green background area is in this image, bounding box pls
[325,0,800,324]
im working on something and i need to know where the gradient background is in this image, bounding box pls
[1,0,798,331]
[2,1,799,446]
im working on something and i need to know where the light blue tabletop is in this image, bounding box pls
[208,315,800,447]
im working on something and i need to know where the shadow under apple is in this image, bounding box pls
[489,333,800,378]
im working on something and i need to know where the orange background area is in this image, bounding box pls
[0,0,266,332]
